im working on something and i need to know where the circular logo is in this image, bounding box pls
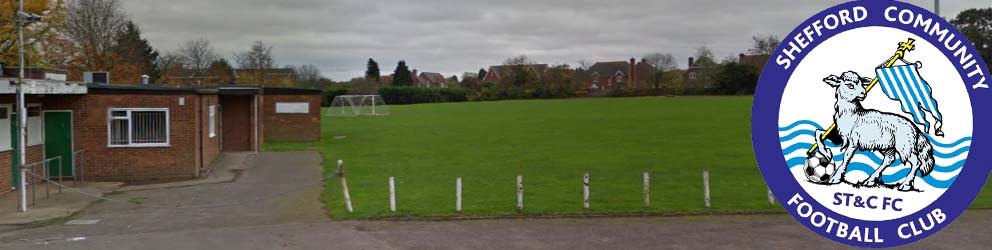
[753,1,990,247]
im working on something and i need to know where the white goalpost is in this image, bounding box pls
[327,95,391,116]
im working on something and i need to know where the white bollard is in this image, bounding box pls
[389,177,396,212]
[456,177,463,213]
[517,175,524,211]
[339,160,353,213]
[768,188,775,205]
[703,171,711,208]
[643,172,650,208]
[583,173,590,209]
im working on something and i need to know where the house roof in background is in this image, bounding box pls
[588,61,629,77]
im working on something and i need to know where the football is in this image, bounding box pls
[804,154,837,184]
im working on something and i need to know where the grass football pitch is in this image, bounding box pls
[265,96,992,219]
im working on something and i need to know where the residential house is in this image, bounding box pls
[683,57,717,90]
[738,53,770,73]
[482,64,549,83]
[0,67,321,190]
[417,72,448,88]
[584,58,654,91]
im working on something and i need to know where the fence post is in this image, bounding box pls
[768,188,775,205]
[583,172,590,209]
[456,177,462,213]
[643,172,650,208]
[703,170,711,208]
[516,175,523,212]
[338,160,353,213]
[389,176,396,212]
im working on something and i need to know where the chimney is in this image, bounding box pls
[141,75,150,85]
[412,69,418,85]
[688,57,695,68]
[629,58,636,84]
[739,53,746,64]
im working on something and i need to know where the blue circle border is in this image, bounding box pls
[752,0,991,248]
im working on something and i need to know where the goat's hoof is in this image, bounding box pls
[860,180,878,187]
[827,177,843,185]
[936,130,945,137]
[898,184,913,192]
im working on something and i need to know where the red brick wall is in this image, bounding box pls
[262,94,320,142]
[75,93,199,180]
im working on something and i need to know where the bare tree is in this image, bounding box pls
[294,64,321,82]
[155,51,187,85]
[749,35,780,55]
[642,53,677,71]
[178,38,219,72]
[577,59,592,70]
[694,46,715,61]
[235,40,275,84]
[503,55,533,65]
[64,0,129,70]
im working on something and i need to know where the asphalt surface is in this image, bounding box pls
[0,151,988,249]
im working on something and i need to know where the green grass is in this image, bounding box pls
[265,96,992,219]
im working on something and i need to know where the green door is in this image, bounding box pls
[44,111,72,177]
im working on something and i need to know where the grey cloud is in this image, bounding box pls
[121,0,987,81]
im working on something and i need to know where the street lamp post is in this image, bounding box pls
[15,0,42,212]
[16,0,27,213]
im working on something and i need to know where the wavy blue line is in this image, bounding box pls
[786,155,965,173]
[791,162,957,188]
[846,163,957,189]
[779,130,816,142]
[925,135,973,148]
[778,120,825,132]
[934,146,970,159]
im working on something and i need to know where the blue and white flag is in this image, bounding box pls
[875,65,943,129]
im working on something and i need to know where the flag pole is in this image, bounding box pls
[806,38,916,156]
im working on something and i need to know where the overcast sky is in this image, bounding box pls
[121,0,987,81]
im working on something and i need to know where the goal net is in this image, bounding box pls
[327,95,390,116]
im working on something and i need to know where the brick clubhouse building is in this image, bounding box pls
[0,72,321,190]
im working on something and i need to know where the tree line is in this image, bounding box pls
[330,7,991,104]
[0,0,329,87]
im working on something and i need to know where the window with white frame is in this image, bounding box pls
[616,74,623,83]
[689,72,697,80]
[0,105,9,151]
[208,105,216,138]
[109,108,169,147]
[26,105,41,146]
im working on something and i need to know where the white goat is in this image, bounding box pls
[822,71,935,191]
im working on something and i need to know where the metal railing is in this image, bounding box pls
[24,155,61,207]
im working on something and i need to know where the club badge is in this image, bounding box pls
[752,1,990,247]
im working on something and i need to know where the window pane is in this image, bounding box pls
[111,111,127,117]
[208,105,216,137]
[0,108,7,119]
[131,111,167,144]
[110,119,129,145]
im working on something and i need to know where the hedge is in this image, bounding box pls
[378,87,468,105]
[322,88,349,106]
